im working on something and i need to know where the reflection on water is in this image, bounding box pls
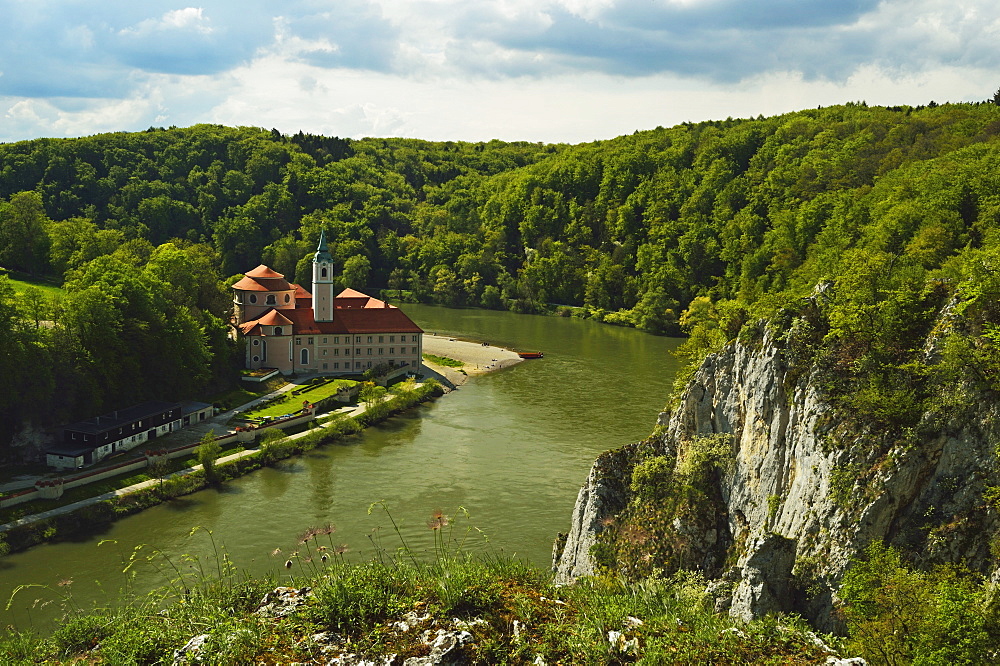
[0,306,681,630]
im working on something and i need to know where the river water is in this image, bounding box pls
[0,305,681,630]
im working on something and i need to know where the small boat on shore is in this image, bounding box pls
[518,351,544,359]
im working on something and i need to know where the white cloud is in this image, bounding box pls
[0,0,998,143]
[121,7,214,36]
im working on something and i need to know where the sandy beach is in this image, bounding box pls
[421,334,523,385]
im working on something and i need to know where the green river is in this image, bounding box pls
[0,305,682,631]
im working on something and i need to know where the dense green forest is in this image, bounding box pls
[3,101,1000,458]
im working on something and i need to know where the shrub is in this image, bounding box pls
[196,435,222,484]
[839,541,998,664]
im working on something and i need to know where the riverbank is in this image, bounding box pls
[0,381,444,555]
[421,334,523,385]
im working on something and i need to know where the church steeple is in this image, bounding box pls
[313,229,334,322]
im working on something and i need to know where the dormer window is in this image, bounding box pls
[266,294,276,305]
[284,294,290,303]
[249,294,257,304]
[273,327,283,335]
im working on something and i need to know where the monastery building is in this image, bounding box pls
[232,232,423,375]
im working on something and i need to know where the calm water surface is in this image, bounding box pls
[0,305,681,630]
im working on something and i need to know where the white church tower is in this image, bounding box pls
[312,229,335,322]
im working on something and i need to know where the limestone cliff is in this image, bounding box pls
[553,320,1000,630]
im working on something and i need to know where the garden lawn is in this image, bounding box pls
[239,379,358,420]
[209,378,287,411]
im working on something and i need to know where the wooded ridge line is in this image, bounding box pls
[2,100,1000,458]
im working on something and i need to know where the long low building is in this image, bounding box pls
[46,401,182,469]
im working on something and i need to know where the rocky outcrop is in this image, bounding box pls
[553,321,1000,630]
[550,442,635,580]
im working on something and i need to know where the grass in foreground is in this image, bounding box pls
[0,511,845,665]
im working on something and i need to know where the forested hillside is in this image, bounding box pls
[2,102,1000,458]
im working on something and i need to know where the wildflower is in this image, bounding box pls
[427,509,449,530]
[335,544,349,555]
[319,523,336,535]
[284,560,293,569]
[56,578,73,587]
[271,548,282,557]
[321,554,329,563]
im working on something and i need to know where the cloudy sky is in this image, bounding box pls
[1,0,997,144]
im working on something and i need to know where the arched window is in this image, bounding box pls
[321,267,328,278]
[284,294,290,303]
[273,327,283,336]
[266,294,276,305]
[301,348,309,366]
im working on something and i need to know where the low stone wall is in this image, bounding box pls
[240,368,279,383]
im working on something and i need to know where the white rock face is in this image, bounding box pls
[554,324,1000,629]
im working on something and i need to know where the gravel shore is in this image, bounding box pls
[421,334,523,385]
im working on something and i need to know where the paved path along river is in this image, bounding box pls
[0,305,681,630]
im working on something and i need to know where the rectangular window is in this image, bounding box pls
[295,338,301,345]
[308,337,314,344]
[334,348,339,356]
[412,335,418,342]
[322,349,327,356]
[322,362,328,369]
[378,348,383,355]
[366,361,372,368]
[334,362,340,369]
[355,361,361,369]
[355,336,361,343]
[367,348,372,355]
[356,348,361,355]
[390,335,395,343]
[323,337,328,344]
[334,336,340,344]
[389,347,395,354]
[72,433,77,440]
[412,347,417,353]
[367,336,372,343]
[378,335,384,343]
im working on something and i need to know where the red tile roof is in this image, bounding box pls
[246,265,285,279]
[335,307,422,333]
[238,287,422,337]
[233,265,293,292]
[257,310,293,326]
[232,276,271,292]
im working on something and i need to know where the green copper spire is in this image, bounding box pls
[314,228,332,263]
